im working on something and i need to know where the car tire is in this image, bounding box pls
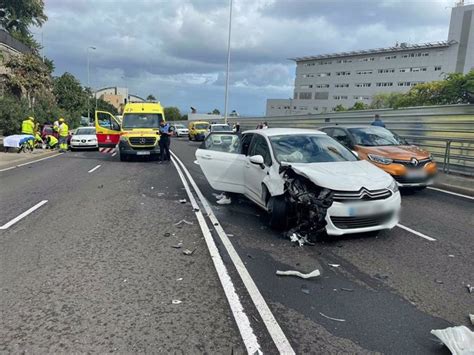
[119,153,128,162]
[268,196,289,230]
[70,147,75,151]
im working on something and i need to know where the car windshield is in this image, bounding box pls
[348,127,406,146]
[211,125,232,131]
[175,124,185,129]
[75,128,96,135]
[122,114,163,129]
[195,123,209,130]
[270,134,358,163]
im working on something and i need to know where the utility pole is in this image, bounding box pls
[87,46,96,122]
[223,0,233,124]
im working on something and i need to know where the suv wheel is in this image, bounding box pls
[267,196,289,230]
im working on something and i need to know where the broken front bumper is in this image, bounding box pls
[325,191,401,236]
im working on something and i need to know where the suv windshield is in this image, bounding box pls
[270,134,357,163]
[122,114,163,129]
[195,123,209,130]
[75,128,96,135]
[211,125,232,132]
[348,127,406,146]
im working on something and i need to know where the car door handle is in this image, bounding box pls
[202,154,212,160]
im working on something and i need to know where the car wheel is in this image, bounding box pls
[267,196,289,230]
[119,153,128,162]
[70,147,75,151]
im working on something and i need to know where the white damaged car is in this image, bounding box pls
[195,128,401,236]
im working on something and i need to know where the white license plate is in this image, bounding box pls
[406,169,427,178]
[136,151,150,156]
[347,202,387,216]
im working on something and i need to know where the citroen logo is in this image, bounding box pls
[140,138,146,144]
[410,157,419,166]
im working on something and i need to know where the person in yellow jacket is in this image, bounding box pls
[58,118,69,152]
[21,116,35,150]
[45,135,58,149]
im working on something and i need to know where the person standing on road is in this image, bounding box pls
[233,122,240,133]
[262,121,269,129]
[53,119,60,138]
[21,116,35,150]
[159,120,171,163]
[58,118,69,152]
[371,114,385,128]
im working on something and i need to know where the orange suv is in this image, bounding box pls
[320,125,437,188]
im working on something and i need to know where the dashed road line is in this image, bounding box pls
[88,164,101,173]
[0,153,62,172]
[396,223,437,241]
[427,187,474,200]
[170,156,262,354]
[171,151,295,354]
[0,200,48,230]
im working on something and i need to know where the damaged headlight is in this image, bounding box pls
[388,179,399,193]
[368,154,393,165]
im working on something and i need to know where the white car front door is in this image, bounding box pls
[195,133,246,193]
[244,134,273,205]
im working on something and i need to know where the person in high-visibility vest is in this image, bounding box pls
[45,135,58,149]
[21,116,35,150]
[58,118,69,152]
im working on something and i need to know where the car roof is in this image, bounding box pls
[243,128,326,137]
[320,125,380,129]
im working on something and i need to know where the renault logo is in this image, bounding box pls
[410,157,419,166]
[140,138,146,144]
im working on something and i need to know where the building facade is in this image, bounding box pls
[266,2,474,116]
[95,86,145,112]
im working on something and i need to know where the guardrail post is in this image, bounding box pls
[445,140,452,174]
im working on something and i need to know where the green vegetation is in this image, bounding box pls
[164,106,181,121]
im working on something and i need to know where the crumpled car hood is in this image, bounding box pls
[288,160,392,191]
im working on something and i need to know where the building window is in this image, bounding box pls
[304,62,316,66]
[353,95,371,100]
[293,92,298,99]
[359,57,375,62]
[400,67,427,73]
[376,82,393,87]
[384,55,397,60]
[334,83,349,88]
[337,59,352,63]
[315,92,329,100]
[378,68,395,73]
[434,66,442,71]
[333,95,348,100]
[299,92,312,100]
[336,71,351,76]
[317,72,331,77]
[316,84,330,88]
[402,52,429,58]
[355,83,371,87]
[356,70,373,75]
[313,106,319,111]
[319,60,332,65]
[300,85,313,89]
[299,106,308,110]
[302,74,315,78]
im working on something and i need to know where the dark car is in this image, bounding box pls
[41,124,72,145]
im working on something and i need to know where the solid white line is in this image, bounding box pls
[397,223,437,241]
[88,164,101,173]
[170,157,262,354]
[171,151,294,354]
[0,153,62,172]
[0,200,48,230]
[427,187,474,200]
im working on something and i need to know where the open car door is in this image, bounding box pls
[195,133,245,193]
[95,111,121,147]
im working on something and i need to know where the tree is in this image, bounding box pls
[164,106,181,121]
[53,72,88,113]
[333,104,347,112]
[181,114,188,121]
[94,98,119,115]
[209,108,220,115]
[0,95,30,135]
[349,101,368,111]
[146,94,156,101]
[0,0,47,50]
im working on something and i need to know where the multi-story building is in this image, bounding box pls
[95,86,145,113]
[266,2,474,116]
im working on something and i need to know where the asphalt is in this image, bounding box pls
[1,138,472,354]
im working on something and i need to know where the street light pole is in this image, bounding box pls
[87,46,96,122]
[223,0,233,125]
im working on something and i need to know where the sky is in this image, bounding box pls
[38,0,456,116]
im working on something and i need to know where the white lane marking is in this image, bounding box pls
[111,152,117,157]
[397,223,437,241]
[170,157,262,354]
[0,153,62,172]
[88,164,101,173]
[0,200,48,230]
[171,151,294,354]
[427,187,474,200]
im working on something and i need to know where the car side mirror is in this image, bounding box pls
[250,155,265,168]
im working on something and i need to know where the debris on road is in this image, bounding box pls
[435,279,444,285]
[276,269,321,279]
[374,273,389,280]
[151,186,154,190]
[177,278,183,281]
[430,326,474,354]
[179,199,187,204]
[172,300,182,304]
[163,232,171,238]
[448,254,455,258]
[183,248,196,255]
[301,285,310,295]
[341,288,354,292]
[157,192,165,197]
[226,234,234,237]
[171,243,183,249]
[289,233,314,247]
[467,284,474,293]
[174,219,194,226]
[319,312,346,322]
[98,184,103,189]
[328,263,340,268]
